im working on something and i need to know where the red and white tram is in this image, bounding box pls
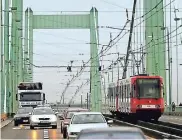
[107,74,165,122]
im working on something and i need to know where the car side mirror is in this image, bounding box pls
[107,120,113,124]
[29,112,31,115]
[55,112,58,115]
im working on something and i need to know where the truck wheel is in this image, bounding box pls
[63,128,67,139]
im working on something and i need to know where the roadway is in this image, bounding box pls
[1,120,155,140]
[1,120,63,139]
[1,113,182,139]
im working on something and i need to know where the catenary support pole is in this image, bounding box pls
[167,28,172,111]
[174,9,179,105]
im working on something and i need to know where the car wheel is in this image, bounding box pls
[14,121,18,126]
[62,128,67,139]
[30,125,34,129]
[52,125,57,129]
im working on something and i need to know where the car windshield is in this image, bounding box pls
[78,131,145,139]
[33,108,54,115]
[17,108,33,114]
[71,114,106,124]
[66,112,77,119]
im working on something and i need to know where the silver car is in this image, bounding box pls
[29,107,58,129]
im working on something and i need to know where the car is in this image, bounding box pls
[57,110,64,120]
[61,108,89,138]
[29,107,58,129]
[14,107,33,126]
[76,127,146,139]
[44,104,51,107]
[67,112,113,139]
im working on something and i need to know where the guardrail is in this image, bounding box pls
[164,106,182,116]
[1,114,7,122]
[52,104,182,116]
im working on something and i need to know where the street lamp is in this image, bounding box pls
[174,8,181,105]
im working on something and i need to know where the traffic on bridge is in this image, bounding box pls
[1,0,182,139]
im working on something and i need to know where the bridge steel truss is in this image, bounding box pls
[0,0,168,116]
[144,0,166,102]
[23,7,102,112]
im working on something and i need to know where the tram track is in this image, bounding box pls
[104,114,182,139]
[138,121,182,137]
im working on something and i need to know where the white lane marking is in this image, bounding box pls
[12,127,21,130]
[43,129,49,139]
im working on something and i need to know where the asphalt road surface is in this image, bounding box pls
[1,120,63,139]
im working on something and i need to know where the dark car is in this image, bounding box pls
[14,107,33,126]
[76,127,147,139]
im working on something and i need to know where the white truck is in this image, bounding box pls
[16,82,45,108]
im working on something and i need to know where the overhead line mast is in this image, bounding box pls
[122,0,137,79]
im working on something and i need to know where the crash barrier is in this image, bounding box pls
[1,114,7,122]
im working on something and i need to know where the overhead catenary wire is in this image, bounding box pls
[59,0,181,101]
[60,19,130,102]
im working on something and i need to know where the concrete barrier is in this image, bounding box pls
[163,112,182,116]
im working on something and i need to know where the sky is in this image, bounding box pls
[21,0,182,105]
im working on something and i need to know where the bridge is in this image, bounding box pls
[1,0,182,139]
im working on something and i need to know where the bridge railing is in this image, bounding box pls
[164,106,182,116]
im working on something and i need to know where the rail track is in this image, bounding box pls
[104,114,182,139]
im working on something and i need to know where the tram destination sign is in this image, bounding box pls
[137,79,159,84]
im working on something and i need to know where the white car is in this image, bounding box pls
[67,112,113,139]
[29,107,58,129]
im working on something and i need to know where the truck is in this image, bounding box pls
[16,82,45,108]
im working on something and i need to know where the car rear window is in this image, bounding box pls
[65,110,88,119]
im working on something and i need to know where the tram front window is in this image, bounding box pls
[137,79,161,98]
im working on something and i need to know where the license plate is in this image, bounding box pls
[142,105,155,108]
[23,120,28,122]
[40,121,49,123]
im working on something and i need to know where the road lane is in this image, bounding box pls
[1,118,63,139]
[48,119,62,139]
[48,128,62,139]
[1,122,44,139]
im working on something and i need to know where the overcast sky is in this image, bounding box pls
[22,0,182,105]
